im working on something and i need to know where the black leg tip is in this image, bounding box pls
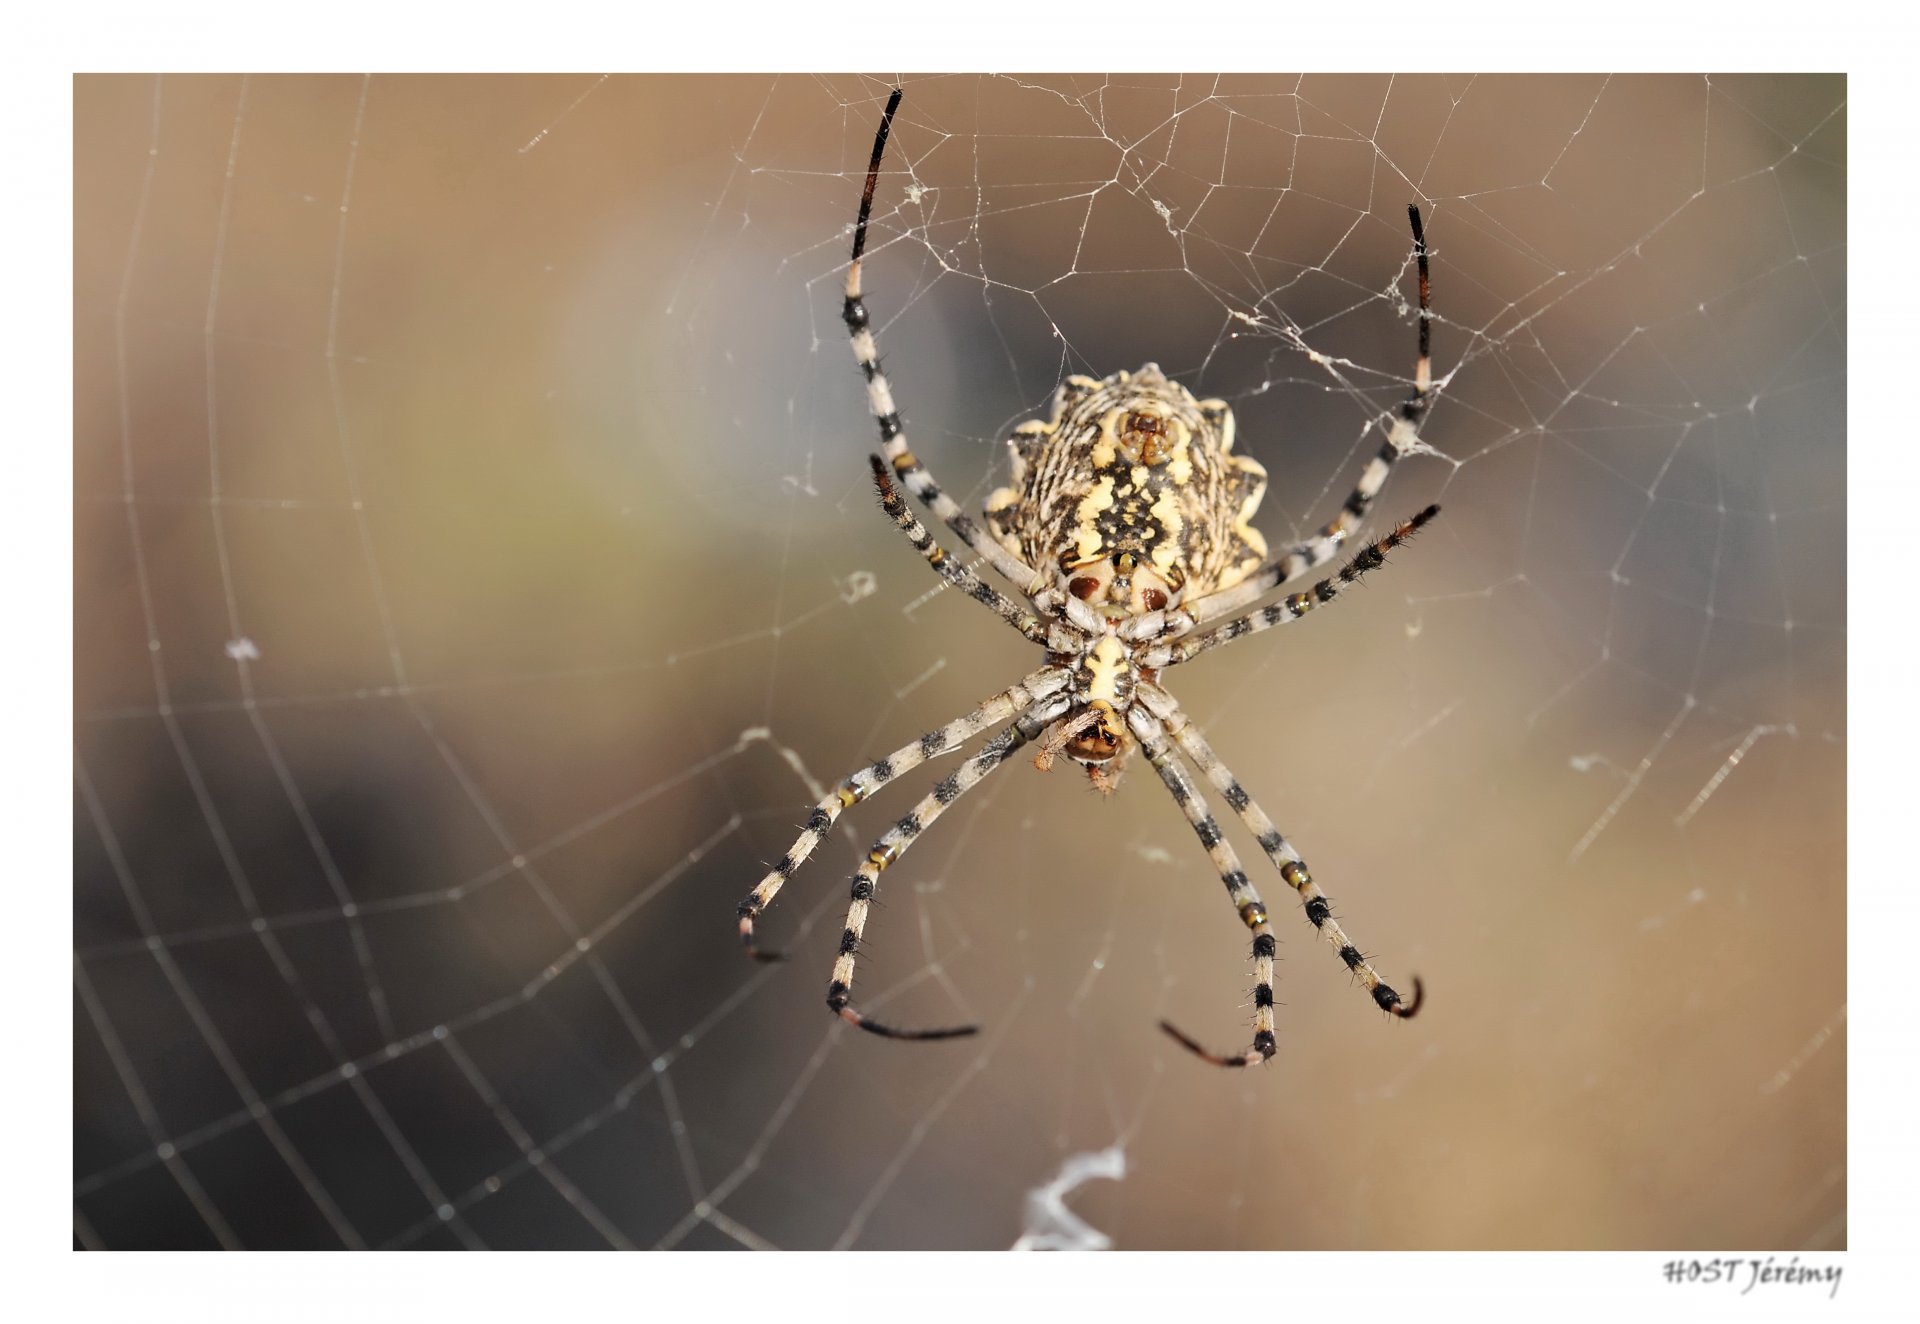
[848,1014,979,1042]
[913,1023,980,1042]
[1386,975,1425,1019]
[1158,1019,1204,1054]
[1159,1019,1262,1068]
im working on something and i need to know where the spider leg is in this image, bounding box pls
[828,695,1070,1039]
[1154,505,1439,667]
[1179,204,1437,624]
[737,667,1069,960]
[843,87,1049,599]
[1138,682,1423,1021]
[1124,705,1278,1067]
[868,455,1047,645]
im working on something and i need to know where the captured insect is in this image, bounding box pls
[738,88,1439,1066]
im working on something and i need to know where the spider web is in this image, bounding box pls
[74,72,1846,1254]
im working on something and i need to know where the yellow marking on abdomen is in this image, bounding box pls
[1073,476,1117,561]
[1165,426,1194,484]
[1149,487,1184,573]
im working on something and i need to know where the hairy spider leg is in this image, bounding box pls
[828,696,1070,1038]
[1140,683,1423,1022]
[737,668,1068,960]
[1127,704,1279,1066]
[868,455,1047,645]
[1159,505,1441,666]
[841,87,1049,599]
[1180,204,1437,625]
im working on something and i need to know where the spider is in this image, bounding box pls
[738,88,1440,1066]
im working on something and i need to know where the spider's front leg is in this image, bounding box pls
[1127,706,1278,1067]
[736,668,1068,961]
[1139,683,1423,1022]
[828,693,1070,1039]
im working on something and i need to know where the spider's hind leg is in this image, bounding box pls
[867,454,1046,646]
[841,88,1048,599]
[1177,204,1439,625]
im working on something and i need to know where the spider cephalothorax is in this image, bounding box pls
[738,88,1442,1067]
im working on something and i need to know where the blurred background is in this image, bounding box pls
[74,73,1845,1250]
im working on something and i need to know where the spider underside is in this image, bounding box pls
[737,88,1442,1067]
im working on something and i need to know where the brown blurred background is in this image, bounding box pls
[74,74,1845,1250]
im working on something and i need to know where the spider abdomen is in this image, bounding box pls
[986,364,1270,612]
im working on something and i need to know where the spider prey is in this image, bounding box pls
[738,88,1440,1066]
